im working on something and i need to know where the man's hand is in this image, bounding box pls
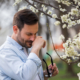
[44,63,59,80]
[31,36,46,57]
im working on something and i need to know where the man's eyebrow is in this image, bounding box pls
[26,32,32,34]
[26,32,38,34]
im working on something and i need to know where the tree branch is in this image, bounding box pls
[31,0,59,10]
[25,0,60,20]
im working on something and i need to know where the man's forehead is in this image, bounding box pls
[24,23,38,27]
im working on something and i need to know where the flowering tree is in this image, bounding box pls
[13,0,80,79]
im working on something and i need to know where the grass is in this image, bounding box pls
[43,59,80,80]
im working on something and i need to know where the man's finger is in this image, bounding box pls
[43,40,46,48]
[52,68,59,76]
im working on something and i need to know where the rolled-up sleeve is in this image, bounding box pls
[0,48,42,80]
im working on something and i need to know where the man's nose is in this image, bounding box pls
[30,35,36,41]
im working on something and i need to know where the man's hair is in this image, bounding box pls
[13,9,38,30]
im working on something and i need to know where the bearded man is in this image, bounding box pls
[0,9,58,80]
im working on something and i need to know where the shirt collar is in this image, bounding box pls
[6,36,23,50]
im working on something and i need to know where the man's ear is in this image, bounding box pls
[13,25,19,34]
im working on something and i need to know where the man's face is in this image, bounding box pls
[16,23,38,48]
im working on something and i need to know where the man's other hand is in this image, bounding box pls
[44,63,59,80]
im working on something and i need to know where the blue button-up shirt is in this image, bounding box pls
[0,36,44,80]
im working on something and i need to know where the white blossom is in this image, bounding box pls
[72,56,76,59]
[67,19,71,23]
[30,6,34,10]
[67,25,72,29]
[54,21,60,26]
[62,49,65,51]
[60,8,66,12]
[77,19,80,24]
[73,38,80,49]
[34,5,37,7]
[42,4,45,7]
[63,43,68,48]
[52,8,54,10]
[55,0,61,3]
[78,2,80,6]
[78,54,80,56]
[61,15,68,23]
[73,0,78,4]
[60,55,67,59]
[43,7,47,11]
[52,14,57,18]
[71,17,74,19]
[67,19,74,28]
[77,72,80,80]
[13,0,22,6]
[42,4,47,11]
[41,13,43,17]
[59,5,61,8]
[78,63,80,67]
[78,32,80,37]
[71,8,79,16]
[67,59,72,63]
[30,6,35,12]
[63,38,78,57]
[65,46,78,57]
[47,10,52,15]
[60,0,71,6]
[62,24,66,28]
[71,21,76,26]
[74,35,78,39]
[67,12,71,17]
[76,6,79,8]
[36,9,39,13]
[59,34,65,40]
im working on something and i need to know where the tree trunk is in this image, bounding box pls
[67,64,76,76]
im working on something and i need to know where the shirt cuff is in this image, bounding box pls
[27,53,42,68]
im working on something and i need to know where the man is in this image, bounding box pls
[0,9,58,80]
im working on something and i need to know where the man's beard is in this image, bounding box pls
[17,36,33,48]
[16,31,33,48]
[24,40,33,48]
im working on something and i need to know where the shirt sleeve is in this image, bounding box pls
[0,48,42,80]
